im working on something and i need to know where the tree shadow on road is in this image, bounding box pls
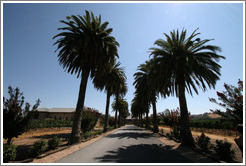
[94,144,193,163]
[106,132,152,140]
[119,128,144,131]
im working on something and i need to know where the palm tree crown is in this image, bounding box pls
[93,61,126,95]
[53,10,119,78]
[150,28,225,97]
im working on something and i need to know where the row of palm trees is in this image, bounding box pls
[131,28,225,147]
[53,11,128,145]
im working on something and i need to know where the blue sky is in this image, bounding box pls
[2,2,244,116]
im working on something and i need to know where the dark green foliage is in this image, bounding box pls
[108,117,115,127]
[81,130,103,140]
[3,86,40,144]
[189,119,234,130]
[196,132,211,152]
[3,143,16,163]
[214,139,235,162]
[28,119,73,129]
[31,139,47,157]
[81,108,101,133]
[48,136,61,150]
[100,115,115,127]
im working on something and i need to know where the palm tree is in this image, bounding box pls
[112,73,127,128]
[112,81,127,128]
[149,28,225,147]
[93,61,126,132]
[53,11,119,144]
[115,97,129,126]
[133,60,159,132]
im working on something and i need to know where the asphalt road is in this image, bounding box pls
[57,125,192,163]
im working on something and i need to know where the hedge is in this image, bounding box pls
[28,119,73,129]
[189,119,235,130]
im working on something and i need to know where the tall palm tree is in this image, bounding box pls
[112,81,127,128]
[133,60,159,132]
[93,61,126,132]
[113,96,129,126]
[53,11,119,144]
[149,28,225,147]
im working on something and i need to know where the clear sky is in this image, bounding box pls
[2,2,244,116]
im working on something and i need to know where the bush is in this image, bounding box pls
[31,139,47,157]
[28,119,73,129]
[3,86,40,144]
[196,132,211,152]
[108,117,115,127]
[82,131,91,139]
[48,136,61,150]
[189,119,234,130]
[99,115,115,127]
[3,143,16,163]
[214,139,235,162]
[171,125,180,140]
[81,109,100,133]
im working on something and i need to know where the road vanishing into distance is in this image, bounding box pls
[57,125,192,163]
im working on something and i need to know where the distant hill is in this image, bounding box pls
[191,112,221,121]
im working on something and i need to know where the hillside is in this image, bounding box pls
[191,112,221,121]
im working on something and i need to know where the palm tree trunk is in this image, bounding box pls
[152,100,159,133]
[103,91,111,132]
[70,69,90,145]
[140,113,143,127]
[114,94,119,129]
[119,112,121,127]
[178,82,195,147]
[114,109,118,129]
[145,111,149,129]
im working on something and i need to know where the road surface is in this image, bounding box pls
[57,125,192,163]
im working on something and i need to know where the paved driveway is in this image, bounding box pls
[57,125,192,163]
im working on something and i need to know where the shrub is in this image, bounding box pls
[48,136,61,150]
[196,132,211,152]
[31,139,47,157]
[82,131,91,139]
[3,86,40,144]
[3,143,16,163]
[28,119,73,129]
[81,108,100,133]
[214,139,235,162]
[99,115,115,127]
[171,125,180,140]
[160,129,164,134]
[108,117,115,127]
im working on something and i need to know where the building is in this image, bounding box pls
[36,108,75,120]
[125,115,137,124]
